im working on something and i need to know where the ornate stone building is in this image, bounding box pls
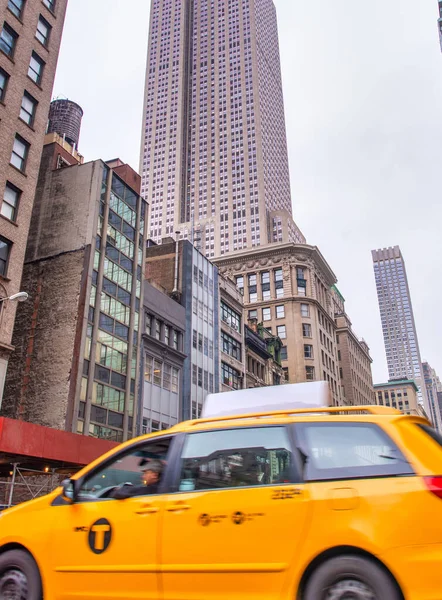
[214,243,343,405]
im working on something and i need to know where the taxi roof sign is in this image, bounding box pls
[201,381,331,419]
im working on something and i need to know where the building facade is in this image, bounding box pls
[372,246,429,414]
[145,238,220,421]
[438,1,442,51]
[141,281,186,435]
[214,243,343,405]
[3,134,147,443]
[0,0,68,402]
[140,0,304,256]
[245,321,284,389]
[219,273,246,391]
[374,380,424,418]
[332,287,375,406]
[422,361,442,432]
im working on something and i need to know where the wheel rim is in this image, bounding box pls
[326,579,375,600]
[0,569,27,600]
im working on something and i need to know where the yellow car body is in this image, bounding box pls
[1,406,442,600]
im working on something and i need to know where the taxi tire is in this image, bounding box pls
[0,549,42,600]
[303,555,401,600]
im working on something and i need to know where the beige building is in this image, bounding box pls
[331,287,375,406]
[214,242,343,405]
[374,379,425,417]
[0,0,68,402]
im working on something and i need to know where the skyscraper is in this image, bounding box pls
[422,362,442,432]
[0,0,68,404]
[140,0,304,257]
[372,246,428,414]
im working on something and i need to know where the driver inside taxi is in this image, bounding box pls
[110,459,163,499]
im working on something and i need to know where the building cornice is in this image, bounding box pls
[213,243,337,287]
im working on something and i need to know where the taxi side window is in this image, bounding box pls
[76,438,171,501]
[295,422,414,481]
[178,426,294,492]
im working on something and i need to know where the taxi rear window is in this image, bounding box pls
[295,422,414,482]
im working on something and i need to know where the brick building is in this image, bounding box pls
[3,132,147,443]
[332,287,375,406]
[0,0,68,402]
[214,243,343,405]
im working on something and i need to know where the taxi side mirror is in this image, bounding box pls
[61,479,77,504]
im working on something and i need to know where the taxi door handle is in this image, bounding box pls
[135,504,159,515]
[167,503,191,512]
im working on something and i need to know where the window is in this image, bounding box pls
[171,367,179,394]
[43,0,55,11]
[0,23,18,58]
[20,91,37,126]
[236,275,244,294]
[192,329,197,349]
[36,15,51,46]
[164,325,170,346]
[276,305,285,319]
[163,364,171,390]
[261,271,270,300]
[221,362,241,390]
[274,268,284,298]
[276,325,286,339]
[221,302,241,332]
[155,320,161,340]
[144,356,153,382]
[295,422,414,482]
[178,427,294,492]
[0,68,9,101]
[304,345,313,359]
[192,364,197,385]
[221,331,241,361]
[198,367,203,388]
[301,303,310,317]
[0,236,11,277]
[76,437,171,501]
[281,346,288,361]
[10,135,29,172]
[198,333,203,352]
[1,182,20,222]
[8,0,24,19]
[28,51,45,84]
[302,323,312,338]
[248,309,257,320]
[153,359,162,386]
[306,366,315,381]
[262,307,271,321]
[146,314,153,336]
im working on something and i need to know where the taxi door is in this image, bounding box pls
[48,436,174,600]
[160,426,311,600]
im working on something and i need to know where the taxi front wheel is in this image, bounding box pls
[303,555,401,600]
[0,550,42,600]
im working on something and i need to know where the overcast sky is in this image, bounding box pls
[53,0,442,383]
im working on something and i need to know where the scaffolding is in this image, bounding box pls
[0,464,70,508]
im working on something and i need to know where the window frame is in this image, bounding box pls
[0,22,18,59]
[20,90,38,127]
[28,51,45,85]
[10,134,30,172]
[1,181,21,222]
[169,425,302,494]
[293,422,414,483]
[7,0,25,20]
[36,14,51,47]
[0,67,9,101]
[42,0,56,13]
[0,235,12,277]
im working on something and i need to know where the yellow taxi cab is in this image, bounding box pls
[1,382,442,600]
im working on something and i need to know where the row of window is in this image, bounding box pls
[144,356,180,394]
[145,314,181,352]
[221,301,241,332]
[192,365,215,392]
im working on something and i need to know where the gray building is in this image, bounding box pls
[219,274,246,391]
[140,0,304,256]
[3,132,146,443]
[145,238,219,421]
[141,281,186,434]
[372,246,429,417]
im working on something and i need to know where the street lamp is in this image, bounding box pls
[0,292,29,303]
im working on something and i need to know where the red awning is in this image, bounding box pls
[0,418,118,469]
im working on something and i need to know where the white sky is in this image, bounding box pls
[53,0,442,383]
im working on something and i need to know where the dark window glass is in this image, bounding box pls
[36,15,51,46]
[115,322,129,340]
[295,422,414,482]
[111,371,126,390]
[221,331,241,361]
[99,313,114,334]
[43,0,56,12]
[0,23,18,58]
[117,288,131,305]
[221,362,241,390]
[95,365,110,384]
[106,244,119,262]
[82,360,90,376]
[122,221,135,240]
[120,256,133,272]
[102,277,117,296]
[90,405,107,425]
[2,182,20,222]
[78,401,85,419]
[96,236,101,250]
[111,174,125,198]
[280,346,288,361]
[0,67,9,101]
[108,411,124,429]
[108,210,122,229]
[10,135,29,172]
[179,427,294,492]
[20,91,37,125]
[221,302,241,332]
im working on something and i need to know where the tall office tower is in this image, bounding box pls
[372,246,429,415]
[140,0,305,258]
[0,0,68,403]
[422,362,442,432]
[437,1,442,51]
